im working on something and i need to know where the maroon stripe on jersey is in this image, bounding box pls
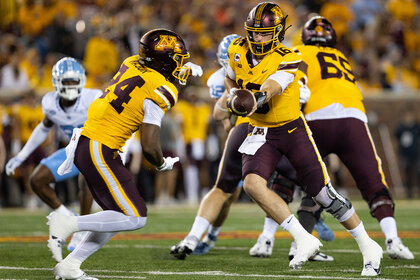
[157,86,175,107]
[278,62,300,71]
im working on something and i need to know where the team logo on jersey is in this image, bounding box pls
[155,35,182,53]
[234,53,241,62]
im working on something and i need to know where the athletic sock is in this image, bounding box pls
[55,204,74,216]
[379,217,398,240]
[207,225,221,237]
[261,217,278,239]
[280,214,308,241]
[188,216,210,240]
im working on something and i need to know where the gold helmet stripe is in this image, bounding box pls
[255,2,268,25]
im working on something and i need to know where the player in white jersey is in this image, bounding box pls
[5,57,102,252]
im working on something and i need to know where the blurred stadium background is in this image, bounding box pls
[0,0,420,210]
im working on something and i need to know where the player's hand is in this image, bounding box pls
[5,157,23,176]
[299,84,311,104]
[184,62,203,77]
[156,157,180,171]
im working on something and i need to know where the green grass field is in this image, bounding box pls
[0,199,419,280]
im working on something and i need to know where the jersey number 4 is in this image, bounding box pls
[104,64,145,114]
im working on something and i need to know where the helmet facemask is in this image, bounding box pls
[171,52,191,85]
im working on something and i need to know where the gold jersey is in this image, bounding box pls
[174,100,211,143]
[13,104,44,143]
[82,55,179,150]
[228,37,301,127]
[294,45,365,115]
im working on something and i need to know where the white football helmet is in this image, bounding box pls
[52,57,86,101]
[216,34,240,69]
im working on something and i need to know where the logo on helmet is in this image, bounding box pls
[155,35,182,53]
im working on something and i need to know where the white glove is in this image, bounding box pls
[6,157,23,176]
[156,156,179,171]
[184,62,203,77]
[299,84,311,104]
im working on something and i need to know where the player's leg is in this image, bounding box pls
[171,123,247,259]
[289,117,382,275]
[323,119,414,260]
[49,137,147,278]
[241,124,322,270]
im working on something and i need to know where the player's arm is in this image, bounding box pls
[140,99,178,171]
[5,117,54,175]
[213,90,236,132]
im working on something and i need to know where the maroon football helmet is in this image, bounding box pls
[244,2,289,55]
[301,16,337,47]
[138,29,190,84]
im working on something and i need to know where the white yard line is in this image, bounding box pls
[0,266,398,280]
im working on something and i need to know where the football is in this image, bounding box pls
[228,89,256,117]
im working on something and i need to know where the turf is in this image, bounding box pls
[0,199,419,279]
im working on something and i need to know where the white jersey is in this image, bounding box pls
[42,88,102,140]
[207,67,226,99]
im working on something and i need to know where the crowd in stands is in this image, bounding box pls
[0,0,419,208]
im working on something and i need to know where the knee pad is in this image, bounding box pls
[314,184,354,222]
[368,188,395,218]
[270,173,295,204]
[297,195,322,220]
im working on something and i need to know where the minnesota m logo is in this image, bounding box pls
[155,35,182,53]
[254,128,265,135]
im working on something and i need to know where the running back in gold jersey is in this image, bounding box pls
[228,37,302,127]
[82,55,179,150]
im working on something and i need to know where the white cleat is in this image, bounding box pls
[361,239,383,276]
[289,234,322,269]
[53,261,98,280]
[47,212,76,262]
[249,234,274,258]
[170,235,199,260]
[67,231,88,252]
[386,237,414,260]
[289,241,333,261]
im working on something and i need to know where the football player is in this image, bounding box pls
[172,34,333,261]
[224,2,382,275]
[250,15,414,261]
[5,57,101,251]
[47,29,202,280]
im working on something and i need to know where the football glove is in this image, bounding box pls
[184,62,203,77]
[156,156,180,171]
[254,91,267,108]
[5,157,23,176]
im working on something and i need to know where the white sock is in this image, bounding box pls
[348,222,372,250]
[185,166,199,203]
[208,225,221,236]
[379,217,398,240]
[261,217,279,239]
[70,232,117,262]
[55,205,73,216]
[61,255,83,269]
[77,210,147,232]
[188,216,210,239]
[280,214,308,241]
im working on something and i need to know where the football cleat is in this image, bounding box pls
[386,237,414,260]
[249,234,274,258]
[360,239,383,276]
[289,235,322,269]
[67,231,88,252]
[170,235,199,260]
[54,261,97,280]
[192,233,217,255]
[289,241,333,261]
[314,219,335,241]
[47,212,76,262]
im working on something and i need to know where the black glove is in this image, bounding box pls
[254,91,267,108]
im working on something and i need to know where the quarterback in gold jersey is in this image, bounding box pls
[47,29,202,280]
[224,2,382,275]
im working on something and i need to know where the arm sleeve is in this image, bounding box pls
[143,99,165,127]
[226,63,236,80]
[266,71,295,94]
[15,122,51,161]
